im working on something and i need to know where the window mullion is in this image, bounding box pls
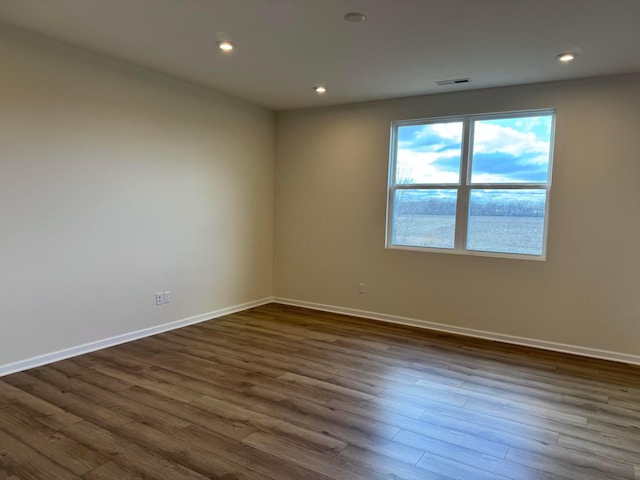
[387,109,554,259]
[455,118,472,251]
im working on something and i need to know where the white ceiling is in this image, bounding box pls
[0,0,638,111]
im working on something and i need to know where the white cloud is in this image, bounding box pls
[471,173,517,183]
[395,118,551,184]
[424,122,463,141]
[398,122,463,151]
[473,121,550,163]
[396,149,460,183]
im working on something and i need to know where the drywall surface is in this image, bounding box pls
[0,25,274,367]
[274,75,640,356]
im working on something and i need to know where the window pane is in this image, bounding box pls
[467,189,546,255]
[396,122,463,184]
[470,115,552,184]
[392,189,457,248]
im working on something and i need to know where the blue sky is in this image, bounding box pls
[396,115,553,184]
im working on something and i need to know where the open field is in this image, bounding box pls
[393,215,544,255]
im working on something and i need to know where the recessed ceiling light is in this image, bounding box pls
[557,52,577,62]
[344,12,366,23]
[313,86,327,94]
[216,41,234,52]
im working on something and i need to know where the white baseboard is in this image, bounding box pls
[4,296,638,377]
[0,297,273,378]
[273,297,640,366]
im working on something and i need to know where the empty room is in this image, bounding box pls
[1,1,639,479]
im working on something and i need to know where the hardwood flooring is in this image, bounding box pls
[1,303,639,479]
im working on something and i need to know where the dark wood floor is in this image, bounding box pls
[1,304,639,480]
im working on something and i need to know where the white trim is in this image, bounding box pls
[0,297,273,378]
[272,297,640,366]
[387,109,555,261]
[4,296,638,377]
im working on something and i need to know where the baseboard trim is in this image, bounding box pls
[272,297,640,366]
[0,297,273,378]
[4,296,638,377]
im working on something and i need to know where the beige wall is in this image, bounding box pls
[2,22,639,368]
[274,75,640,357]
[0,25,274,367]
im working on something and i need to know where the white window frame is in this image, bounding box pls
[386,108,556,260]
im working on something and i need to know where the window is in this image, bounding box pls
[387,109,555,259]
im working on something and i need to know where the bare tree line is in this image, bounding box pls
[395,197,544,217]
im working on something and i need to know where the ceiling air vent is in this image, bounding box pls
[435,78,470,86]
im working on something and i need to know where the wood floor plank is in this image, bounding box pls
[56,358,131,392]
[1,303,639,479]
[247,398,424,464]
[415,452,512,480]
[113,420,275,480]
[562,394,640,424]
[61,420,208,480]
[3,374,132,429]
[517,368,640,401]
[417,398,561,446]
[506,447,634,480]
[586,417,640,443]
[277,371,377,402]
[557,433,640,465]
[144,332,398,396]
[90,364,202,403]
[464,396,589,428]
[40,365,192,430]
[190,394,348,453]
[394,425,509,458]
[420,391,637,455]
[175,424,335,480]
[338,444,455,480]
[81,460,145,480]
[0,473,24,480]
[100,345,264,407]
[117,385,258,440]
[0,429,81,480]
[0,380,64,418]
[242,430,390,480]
[393,430,564,480]
[248,386,402,440]
[0,406,109,476]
